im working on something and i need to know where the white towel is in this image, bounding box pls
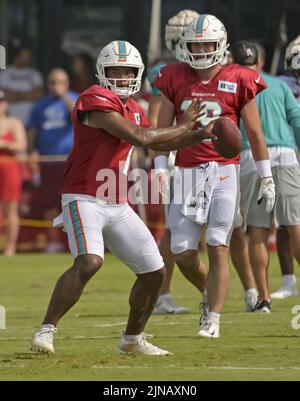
[53,212,64,228]
[181,162,218,224]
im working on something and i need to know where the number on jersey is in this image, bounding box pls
[180,99,222,127]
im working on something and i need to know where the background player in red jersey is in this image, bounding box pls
[31,40,216,356]
[154,15,276,338]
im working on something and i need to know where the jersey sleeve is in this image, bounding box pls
[154,65,176,103]
[75,89,123,114]
[237,68,267,110]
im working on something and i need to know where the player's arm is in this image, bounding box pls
[241,98,275,212]
[240,98,269,162]
[61,93,76,113]
[86,99,216,151]
[148,95,162,128]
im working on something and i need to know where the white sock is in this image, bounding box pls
[207,312,220,325]
[268,234,276,243]
[158,293,171,302]
[283,275,296,287]
[245,288,258,296]
[41,324,56,329]
[123,332,143,342]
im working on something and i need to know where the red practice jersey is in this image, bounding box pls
[63,85,149,203]
[155,63,267,167]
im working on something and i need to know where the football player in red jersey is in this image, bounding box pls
[149,9,209,317]
[31,40,216,356]
[154,15,276,338]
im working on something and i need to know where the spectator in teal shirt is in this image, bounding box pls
[231,41,300,313]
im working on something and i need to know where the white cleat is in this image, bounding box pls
[31,324,57,354]
[245,289,259,312]
[198,322,220,338]
[253,300,272,313]
[153,296,191,315]
[270,286,299,299]
[118,332,172,356]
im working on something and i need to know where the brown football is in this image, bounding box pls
[212,118,243,159]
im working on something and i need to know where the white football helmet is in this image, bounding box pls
[96,40,144,98]
[165,9,200,61]
[285,36,300,74]
[182,14,228,69]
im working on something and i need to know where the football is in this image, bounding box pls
[212,118,243,159]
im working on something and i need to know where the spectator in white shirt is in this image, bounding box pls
[0,46,43,127]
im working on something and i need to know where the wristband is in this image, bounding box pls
[154,155,168,174]
[255,160,272,179]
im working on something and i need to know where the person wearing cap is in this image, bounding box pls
[231,40,300,312]
[271,37,300,299]
[0,90,27,255]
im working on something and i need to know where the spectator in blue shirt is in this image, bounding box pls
[28,68,78,252]
[28,68,78,156]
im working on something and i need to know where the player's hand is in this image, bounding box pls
[257,177,276,213]
[181,98,206,129]
[193,120,218,141]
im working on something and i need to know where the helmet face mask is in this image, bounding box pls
[165,9,200,62]
[182,15,228,69]
[102,66,139,98]
[284,36,300,84]
[290,50,300,72]
[96,41,144,98]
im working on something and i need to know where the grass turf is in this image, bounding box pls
[0,253,300,381]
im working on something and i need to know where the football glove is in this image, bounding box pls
[257,177,276,213]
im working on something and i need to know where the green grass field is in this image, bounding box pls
[0,253,300,381]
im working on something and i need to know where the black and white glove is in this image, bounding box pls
[257,177,276,213]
